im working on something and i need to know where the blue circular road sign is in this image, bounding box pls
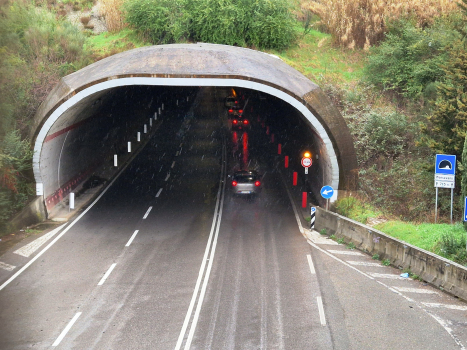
[321,186,334,199]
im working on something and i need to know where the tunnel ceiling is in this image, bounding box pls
[32,43,358,202]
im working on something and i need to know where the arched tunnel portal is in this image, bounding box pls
[31,43,358,215]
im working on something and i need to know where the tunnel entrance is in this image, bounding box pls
[31,44,357,215]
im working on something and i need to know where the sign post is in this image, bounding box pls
[301,157,312,174]
[320,186,334,210]
[434,154,456,224]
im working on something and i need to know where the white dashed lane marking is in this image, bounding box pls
[143,206,153,219]
[156,188,163,197]
[394,287,439,295]
[368,273,405,279]
[165,173,170,181]
[171,161,176,168]
[0,261,16,271]
[327,250,363,256]
[422,302,467,311]
[347,261,383,267]
[98,263,117,286]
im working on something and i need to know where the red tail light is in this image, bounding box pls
[232,181,238,186]
[233,119,238,124]
[239,109,243,113]
[243,119,249,125]
[235,101,238,104]
[229,109,233,113]
[255,181,261,187]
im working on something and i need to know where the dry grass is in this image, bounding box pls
[100,0,125,32]
[303,0,460,49]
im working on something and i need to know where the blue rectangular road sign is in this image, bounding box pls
[435,154,456,175]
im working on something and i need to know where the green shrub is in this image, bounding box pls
[123,0,189,44]
[437,232,467,265]
[0,131,34,230]
[124,0,297,50]
[364,17,459,99]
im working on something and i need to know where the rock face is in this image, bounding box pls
[66,3,107,34]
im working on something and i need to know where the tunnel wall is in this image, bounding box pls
[31,44,358,212]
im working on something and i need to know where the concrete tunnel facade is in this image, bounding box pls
[31,43,358,214]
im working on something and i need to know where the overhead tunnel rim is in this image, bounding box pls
[33,77,340,194]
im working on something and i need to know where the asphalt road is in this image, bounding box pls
[0,87,465,349]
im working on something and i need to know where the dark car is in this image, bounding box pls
[231,170,261,195]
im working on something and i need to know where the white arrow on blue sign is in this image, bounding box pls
[321,186,334,199]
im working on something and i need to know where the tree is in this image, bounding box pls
[420,46,467,157]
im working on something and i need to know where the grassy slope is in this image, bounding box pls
[269,25,366,84]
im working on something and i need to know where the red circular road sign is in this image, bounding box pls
[301,157,312,167]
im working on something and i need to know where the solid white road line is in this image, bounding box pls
[98,263,116,286]
[307,254,316,274]
[317,296,326,326]
[0,261,16,271]
[143,206,153,219]
[422,302,467,311]
[14,223,67,258]
[125,230,139,247]
[156,188,163,197]
[347,261,383,267]
[175,144,226,350]
[393,287,439,294]
[326,250,363,256]
[52,312,82,346]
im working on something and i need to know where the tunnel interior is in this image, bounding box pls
[37,85,332,213]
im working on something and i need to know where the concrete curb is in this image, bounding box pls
[315,207,467,302]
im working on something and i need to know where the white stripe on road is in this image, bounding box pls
[422,302,467,311]
[175,144,226,350]
[327,250,363,256]
[171,161,176,168]
[98,263,117,286]
[52,312,82,346]
[14,223,66,258]
[307,254,316,274]
[0,261,16,271]
[165,173,171,181]
[347,261,384,267]
[125,230,139,247]
[393,287,439,294]
[156,188,163,197]
[176,151,179,156]
[368,273,404,279]
[317,296,326,326]
[143,206,153,219]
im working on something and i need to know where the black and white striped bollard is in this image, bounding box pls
[310,207,316,230]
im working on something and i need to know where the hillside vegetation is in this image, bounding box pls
[1,0,467,265]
